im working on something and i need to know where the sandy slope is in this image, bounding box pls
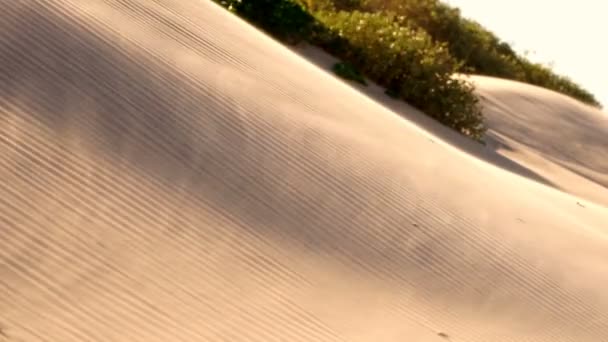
[471,75,608,208]
[1,1,607,341]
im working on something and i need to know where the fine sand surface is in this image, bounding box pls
[1,1,608,342]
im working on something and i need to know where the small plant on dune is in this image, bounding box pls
[332,61,367,85]
[313,10,485,140]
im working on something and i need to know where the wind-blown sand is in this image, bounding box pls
[1,1,607,341]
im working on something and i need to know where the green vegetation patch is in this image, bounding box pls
[313,10,485,139]
[216,0,317,43]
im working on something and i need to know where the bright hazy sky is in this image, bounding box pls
[445,0,607,110]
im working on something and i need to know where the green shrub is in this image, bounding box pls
[215,0,317,43]
[313,10,485,140]
[332,62,367,85]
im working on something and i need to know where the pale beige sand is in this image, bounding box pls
[471,75,608,208]
[1,1,608,342]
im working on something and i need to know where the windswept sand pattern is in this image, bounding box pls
[1,1,608,341]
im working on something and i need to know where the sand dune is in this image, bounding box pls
[472,75,608,207]
[1,1,607,341]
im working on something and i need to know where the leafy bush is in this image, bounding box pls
[313,10,485,140]
[332,62,368,85]
[215,0,317,43]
